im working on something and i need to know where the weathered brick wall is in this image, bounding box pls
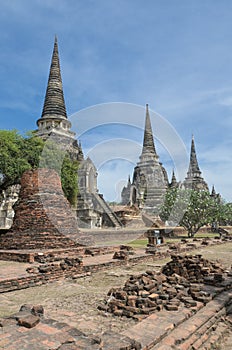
[0,251,34,263]
[0,169,86,250]
[0,253,158,293]
[0,246,119,263]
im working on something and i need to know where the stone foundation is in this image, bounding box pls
[0,253,157,294]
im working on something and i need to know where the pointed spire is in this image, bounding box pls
[128,175,131,185]
[211,185,216,196]
[78,141,84,161]
[170,169,177,187]
[141,104,158,156]
[187,135,201,176]
[183,135,209,191]
[41,36,67,119]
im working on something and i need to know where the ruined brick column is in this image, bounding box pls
[0,168,89,249]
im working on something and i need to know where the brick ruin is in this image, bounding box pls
[100,254,226,319]
[1,254,232,349]
[0,305,141,350]
[0,168,90,250]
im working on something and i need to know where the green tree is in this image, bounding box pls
[220,202,232,225]
[180,190,214,237]
[160,187,178,223]
[160,188,226,237]
[61,155,78,206]
[23,131,45,168]
[0,130,43,190]
[39,138,65,173]
[0,130,46,190]
[0,129,79,206]
[208,195,225,228]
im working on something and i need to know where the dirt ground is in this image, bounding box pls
[0,242,232,346]
[0,260,169,336]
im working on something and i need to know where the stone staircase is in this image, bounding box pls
[92,193,123,228]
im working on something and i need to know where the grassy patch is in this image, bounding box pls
[129,238,184,247]
[129,239,147,248]
[194,232,219,239]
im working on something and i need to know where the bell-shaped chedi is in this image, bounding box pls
[0,168,89,249]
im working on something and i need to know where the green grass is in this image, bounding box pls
[129,238,178,247]
[194,232,219,239]
[129,238,183,248]
[129,239,148,248]
[128,231,220,248]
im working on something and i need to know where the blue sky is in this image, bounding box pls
[0,0,231,202]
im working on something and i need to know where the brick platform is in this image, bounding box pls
[0,245,119,263]
[0,305,140,350]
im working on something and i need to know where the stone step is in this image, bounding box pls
[122,288,232,350]
[92,193,122,228]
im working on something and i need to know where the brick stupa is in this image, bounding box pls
[0,168,88,249]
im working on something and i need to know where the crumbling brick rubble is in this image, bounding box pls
[162,254,224,283]
[26,257,83,276]
[99,254,227,318]
[113,245,135,260]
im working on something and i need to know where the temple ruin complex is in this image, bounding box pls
[0,38,214,229]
